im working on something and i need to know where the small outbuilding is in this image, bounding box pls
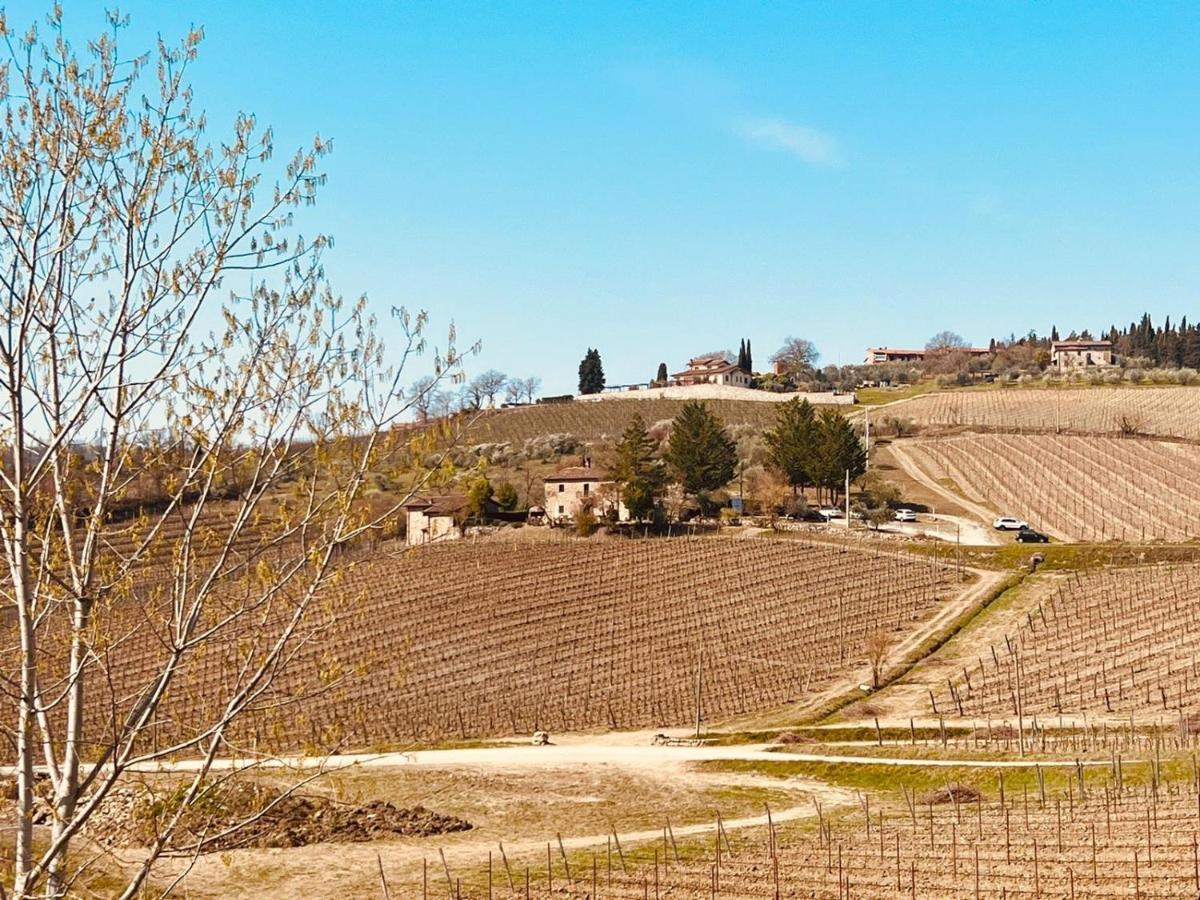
[403,495,472,546]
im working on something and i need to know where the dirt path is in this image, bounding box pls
[889,440,1013,531]
[878,512,1001,546]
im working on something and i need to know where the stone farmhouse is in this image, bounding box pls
[403,495,467,546]
[544,464,628,524]
[671,353,752,387]
[1051,339,1117,371]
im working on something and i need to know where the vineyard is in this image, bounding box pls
[896,387,1200,440]
[899,434,1200,542]
[936,564,1200,724]
[473,768,1200,898]
[91,538,957,754]
[461,398,836,446]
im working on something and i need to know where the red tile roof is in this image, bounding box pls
[543,466,612,483]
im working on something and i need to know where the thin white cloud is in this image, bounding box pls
[737,116,842,167]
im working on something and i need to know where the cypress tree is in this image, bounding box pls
[578,348,605,395]
[745,339,753,373]
[655,362,668,384]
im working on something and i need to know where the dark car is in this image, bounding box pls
[1016,528,1050,543]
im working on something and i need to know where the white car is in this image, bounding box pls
[818,507,844,520]
[893,508,917,523]
[992,516,1029,531]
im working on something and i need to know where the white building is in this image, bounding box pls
[671,354,752,387]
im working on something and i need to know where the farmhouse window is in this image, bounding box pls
[558,484,564,493]
[557,505,564,515]
[583,483,590,495]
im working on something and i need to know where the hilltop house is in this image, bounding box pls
[1051,340,1117,371]
[544,464,628,524]
[672,354,752,387]
[864,346,991,366]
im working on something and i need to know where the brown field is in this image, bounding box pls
[897,386,1200,440]
[461,397,826,446]
[936,564,1200,724]
[900,434,1200,542]
[99,538,957,754]
[511,770,1200,898]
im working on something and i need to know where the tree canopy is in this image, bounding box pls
[663,402,737,498]
[610,414,665,520]
[578,348,605,394]
[764,401,865,502]
[770,337,819,372]
[926,331,968,351]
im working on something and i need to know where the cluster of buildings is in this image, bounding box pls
[403,462,624,546]
[864,340,1117,371]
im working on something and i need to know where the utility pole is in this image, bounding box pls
[844,469,851,529]
[864,410,871,469]
[694,647,703,739]
[956,522,961,581]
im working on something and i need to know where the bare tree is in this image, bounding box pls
[770,337,820,373]
[0,14,474,897]
[504,379,524,405]
[521,375,542,404]
[865,631,896,689]
[473,369,508,407]
[410,375,438,421]
[925,331,969,352]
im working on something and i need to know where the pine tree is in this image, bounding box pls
[810,409,866,503]
[764,398,818,495]
[578,348,605,395]
[664,402,737,502]
[611,414,665,520]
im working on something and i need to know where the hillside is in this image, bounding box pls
[895,385,1200,440]
[461,396,849,446]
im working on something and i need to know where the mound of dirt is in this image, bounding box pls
[87,781,472,851]
[772,731,816,745]
[921,783,982,805]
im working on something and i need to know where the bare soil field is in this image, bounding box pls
[896,386,1200,440]
[898,433,1200,542]
[934,563,1200,725]
[89,538,959,756]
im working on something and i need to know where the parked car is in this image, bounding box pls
[817,507,844,520]
[1016,528,1050,543]
[992,516,1030,531]
[893,508,917,523]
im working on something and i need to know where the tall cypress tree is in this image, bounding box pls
[745,339,753,373]
[655,362,668,384]
[578,348,605,395]
[737,339,746,371]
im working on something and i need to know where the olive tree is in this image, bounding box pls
[0,12,472,897]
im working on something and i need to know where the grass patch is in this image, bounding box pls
[901,540,1200,571]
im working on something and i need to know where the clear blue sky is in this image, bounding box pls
[22,2,1200,393]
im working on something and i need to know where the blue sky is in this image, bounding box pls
[22,2,1200,393]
